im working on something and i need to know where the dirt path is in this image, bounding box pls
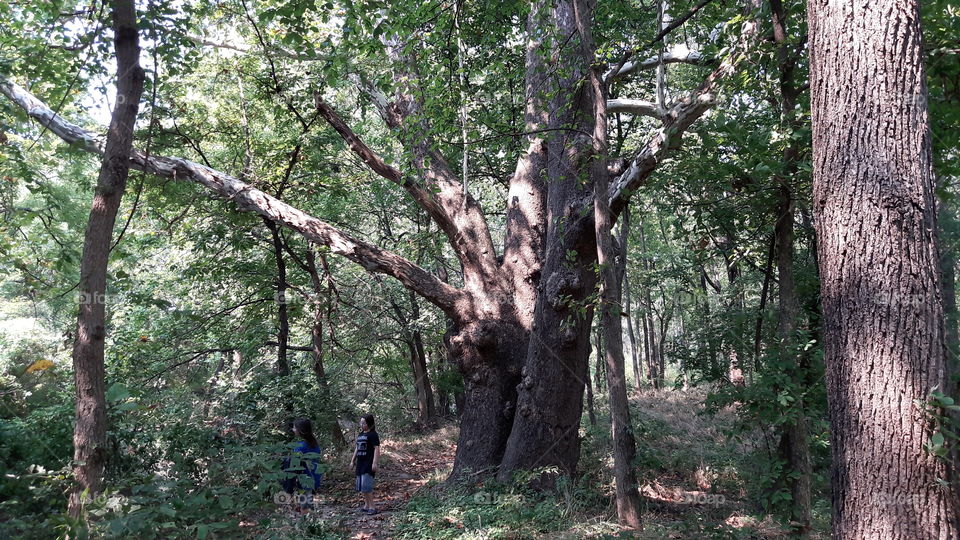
[272,429,456,539]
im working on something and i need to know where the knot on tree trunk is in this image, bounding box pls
[546,270,582,310]
[447,320,498,372]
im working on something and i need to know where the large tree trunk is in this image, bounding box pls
[68,0,145,518]
[809,0,960,535]
[499,0,600,481]
[591,56,643,528]
[447,317,526,475]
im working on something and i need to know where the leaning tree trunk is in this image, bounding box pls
[410,293,436,423]
[809,0,960,535]
[68,0,145,518]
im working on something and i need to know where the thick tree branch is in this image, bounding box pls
[313,95,462,246]
[606,98,666,119]
[368,43,502,294]
[0,74,467,318]
[604,45,714,83]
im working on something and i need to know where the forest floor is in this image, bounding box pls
[262,425,458,539]
[258,387,828,539]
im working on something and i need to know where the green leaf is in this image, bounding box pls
[931,432,945,447]
[106,383,130,403]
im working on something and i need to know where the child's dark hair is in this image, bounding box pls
[294,418,319,449]
[362,414,375,431]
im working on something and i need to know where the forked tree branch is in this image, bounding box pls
[607,13,762,217]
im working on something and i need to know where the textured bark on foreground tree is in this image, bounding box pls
[808,0,960,536]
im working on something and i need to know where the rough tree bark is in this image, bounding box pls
[68,0,145,517]
[809,0,960,535]
[498,0,601,480]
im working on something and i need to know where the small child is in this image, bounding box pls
[349,414,380,514]
[281,418,323,509]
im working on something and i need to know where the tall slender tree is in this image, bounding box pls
[68,0,144,517]
[769,0,812,532]
[591,29,643,525]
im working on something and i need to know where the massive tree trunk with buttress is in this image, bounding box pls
[2,0,759,483]
[498,0,600,480]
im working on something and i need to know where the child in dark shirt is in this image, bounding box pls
[349,414,380,514]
